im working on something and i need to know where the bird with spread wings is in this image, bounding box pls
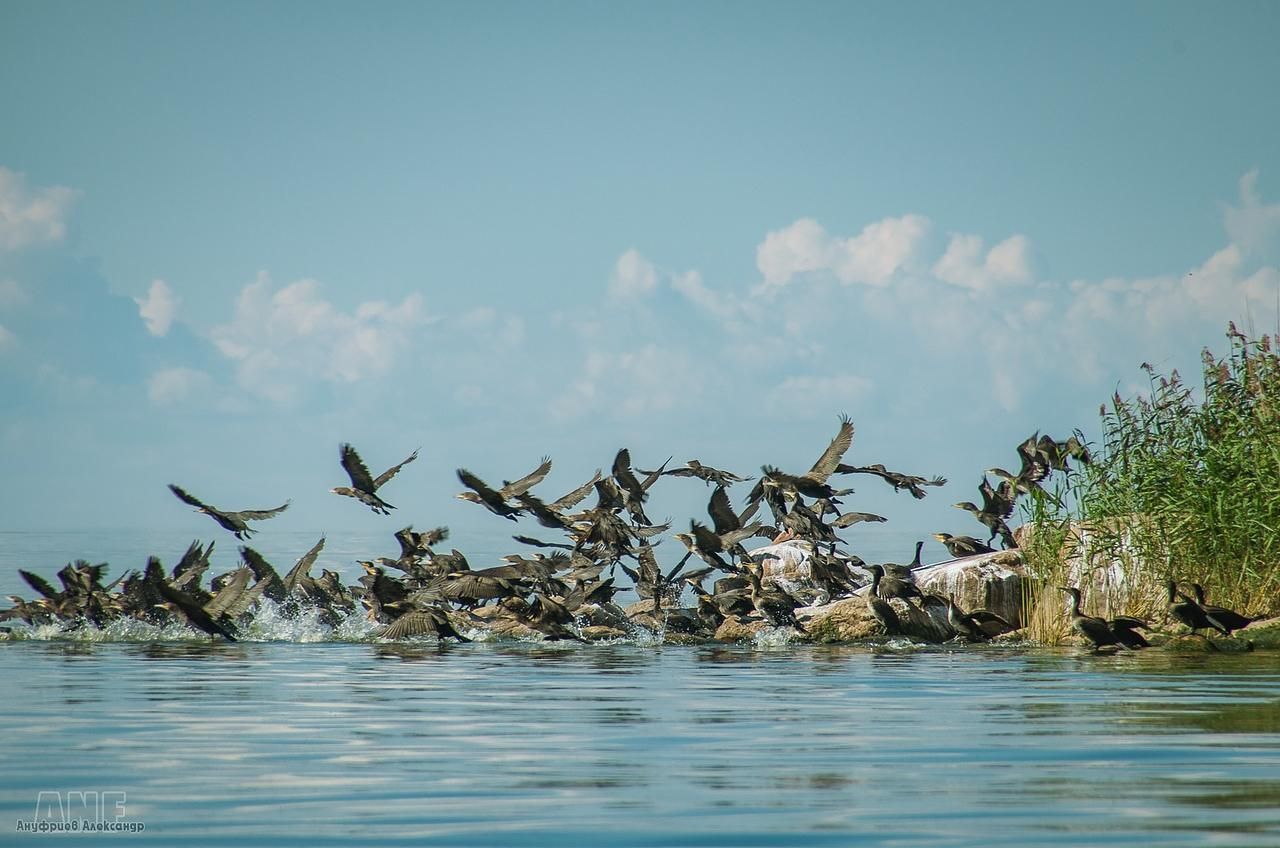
[168,484,289,540]
[331,443,419,515]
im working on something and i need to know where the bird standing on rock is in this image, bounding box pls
[1059,586,1149,652]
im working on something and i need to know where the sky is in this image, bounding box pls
[2,1,1279,561]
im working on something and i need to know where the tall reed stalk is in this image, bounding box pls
[1032,323,1280,620]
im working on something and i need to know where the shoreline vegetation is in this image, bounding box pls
[1022,322,1280,644]
[3,323,1278,650]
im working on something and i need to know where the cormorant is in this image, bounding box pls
[379,606,471,641]
[331,443,419,514]
[1059,587,1148,651]
[745,568,806,632]
[1166,579,1219,636]
[168,484,289,540]
[1190,583,1256,636]
[865,568,902,636]
[145,557,238,640]
[1059,586,1118,650]
[932,533,996,558]
[834,463,946,499]
[652,459,751,487]
[868,563,923,605]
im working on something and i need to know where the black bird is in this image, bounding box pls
[745,569,806,632]
[456,469,522,520]
[953,476,1017,549]
[455,457,553,520]
[835,463,946,499]
[1059,587,1148,651]
[868,563,923,605]
[750,415,854,503]
[145,557,238,640]
[331,443,419,514]
[1108,616,1151,649]
[1190,584,1256,636]
[1167,579,1219,636]
[168,484,289,540]
[831,510,888,529]
[945,594,987,642]
[932,533,996,558]
[653,459,751,487]
[865,569,902,636]
[1059,586,1119,650]
[379,606,471,642]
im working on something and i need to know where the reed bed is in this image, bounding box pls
[1024,322,1280,633]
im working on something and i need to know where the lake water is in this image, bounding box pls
[3,531,1280,846]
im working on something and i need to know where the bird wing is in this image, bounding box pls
[612,448,646,500]
[19,569,62,600]
[831,511,888,528]
[836,463,890,481]
[457,468,509,509]
[339,443,378,492]
[169,484,213,512]
[380,610,437,639]
[639,458,671,491]
[283,536,326,592]
[227,501,290,521]
[373,448,420,490]
[549,470,601,512]
[691,520,725,554]
[707,486,740,534]
[807,415,854,483]
[500,456,552,498]
[203,568,252,619]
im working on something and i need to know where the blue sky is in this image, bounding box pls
[2,1,1279,558]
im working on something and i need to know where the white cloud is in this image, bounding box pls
[147,367,211,405]
[1224,169,1280,257]
[0,166,78,251]
[0,279,27,308]
[609,248,659,298]
[933,233,1032,292]
[671,269,753,325]
[756,218,832,286]
[134,279,178,337]
[756,215,930,288]
[210,273,428,402]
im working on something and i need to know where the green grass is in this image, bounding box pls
[1026,322,1280,627]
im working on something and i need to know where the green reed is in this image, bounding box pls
[1053,323,1280,618]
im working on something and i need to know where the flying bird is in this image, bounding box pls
[168,484,289,540]
[331,443,419,514]
[455,457,553,520]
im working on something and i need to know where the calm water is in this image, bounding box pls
[3,532,1280,846]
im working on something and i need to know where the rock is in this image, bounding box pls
[713,615,772,642]
[753,540,815,581]
[579,625,628,641]
[1163,634,1255,653]
[913,550,1029,626]
[575,602,630,629]
[1242,616,1280,649]
[801,598,878,642]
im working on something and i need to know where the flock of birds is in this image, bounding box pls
[0,423,1259,648]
